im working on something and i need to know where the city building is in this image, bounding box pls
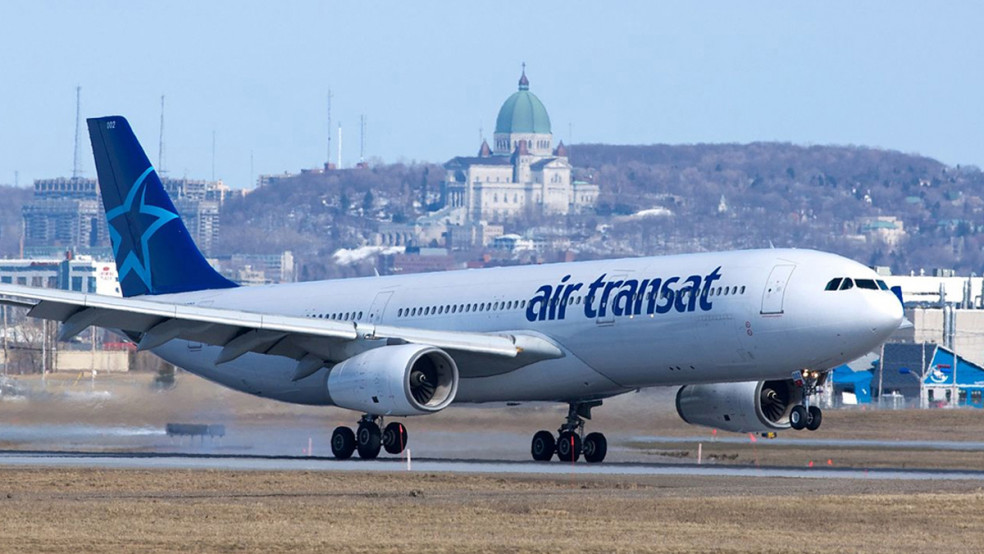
[21,178,108,255]
[224,251,296,284]
[382,247,461,275]
[22,176,226,257]
[442,69,598,224]
[855,216,907,246]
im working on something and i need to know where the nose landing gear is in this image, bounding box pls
[789,369,825,431]
[530,400,608,463]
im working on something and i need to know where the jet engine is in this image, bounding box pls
[675,379,801,433]
[326,344,458,416]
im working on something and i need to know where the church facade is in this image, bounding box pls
[442,70,598,222]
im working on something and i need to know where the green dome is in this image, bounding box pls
[495,71,551,135]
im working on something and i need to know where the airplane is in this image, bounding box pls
[0,116,904,463]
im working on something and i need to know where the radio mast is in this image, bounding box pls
[359,114,366,163]
[158,95,166,174]
[326,90,333,168]
[72,86,82,179]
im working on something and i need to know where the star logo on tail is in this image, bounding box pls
[105,167,179,292]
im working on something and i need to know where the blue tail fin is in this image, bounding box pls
[87,116,238,297]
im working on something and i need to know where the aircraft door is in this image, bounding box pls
[596,273,627,326]
[760,264,795,315]
[368,291,394,323]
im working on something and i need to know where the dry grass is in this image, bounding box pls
[1,468,983,553]
[631,440,984,470]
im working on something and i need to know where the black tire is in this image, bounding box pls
[356,422,382,459]
[806,406,822,431]
[330,426,356,460]
[583,432,608,463]
[556,431,582,462]
[789,405,807,430]
[531,430,556,461]
[383,421,409,454]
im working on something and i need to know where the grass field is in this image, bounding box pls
[1,468,984,553]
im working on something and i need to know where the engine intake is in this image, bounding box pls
[327,344,458,416]
[675,379,801,433]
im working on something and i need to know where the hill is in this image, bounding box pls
[4,143,981,278]
[212,143,984,278]
[567,143,984,273]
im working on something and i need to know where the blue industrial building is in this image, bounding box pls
[834,343,984,408]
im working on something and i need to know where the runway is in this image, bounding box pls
[2,450,983,480]
[632,434,984,451]
[3,420,984,480]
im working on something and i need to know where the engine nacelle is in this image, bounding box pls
[675,379,802,433]
[326,344,458,416]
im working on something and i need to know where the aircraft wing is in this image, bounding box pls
[0,285,563,380]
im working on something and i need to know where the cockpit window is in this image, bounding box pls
[876,280,889,290]
[855,279,879,290]
[825,278,843,291]
[839,278,854,291]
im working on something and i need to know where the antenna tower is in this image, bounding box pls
[211,130,216,182]
[72,86,82,179]
[158,95,166,173]
[326,90,333,167]
[359,114,366,163]
[337,124,342,169]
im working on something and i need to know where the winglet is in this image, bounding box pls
[87,116,237,297]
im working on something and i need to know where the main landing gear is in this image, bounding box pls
[788,369,824,432]
[531,400,608,463]
[331,415,409,460]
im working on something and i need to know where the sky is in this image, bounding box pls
[1,1,982,189]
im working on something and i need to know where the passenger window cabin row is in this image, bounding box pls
[306,283,751,321]
[394,284,747,319]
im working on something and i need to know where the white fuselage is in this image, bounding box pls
[151,248,902,407]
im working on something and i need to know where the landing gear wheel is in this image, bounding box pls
[356,422,382,459]
[806,406,823,431]
[383,422,409,454]
[556,431,582,462]
[789,405,808,430]
[330,426,356,460]
[531,430,556,461]
[582,432,607,463]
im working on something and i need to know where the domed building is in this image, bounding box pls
[443,69,598,225]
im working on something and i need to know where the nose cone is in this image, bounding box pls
[865,292,905,342]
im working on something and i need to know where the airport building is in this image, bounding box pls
[880,272,984,367]
[0,255,120,296]
[0,255,123,375]
[441,69,599,224]
[834,344,984,409]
